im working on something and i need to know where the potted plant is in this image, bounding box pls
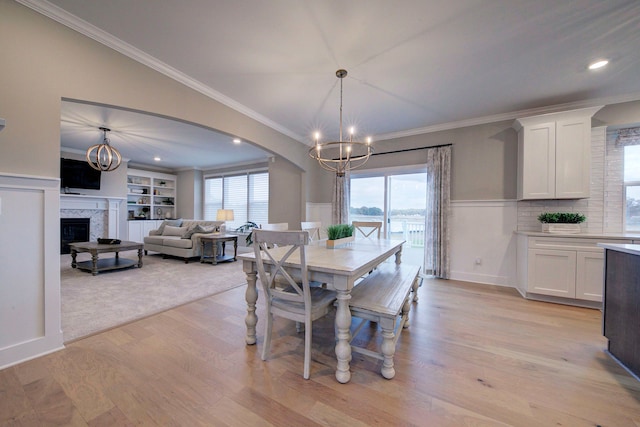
[326,224,355,248]
[235,221,258,245]
[537,212,586,234]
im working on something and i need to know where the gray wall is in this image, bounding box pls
[176,169,202,219]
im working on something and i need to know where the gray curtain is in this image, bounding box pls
[424,145,451,278]
[332,170,350,224]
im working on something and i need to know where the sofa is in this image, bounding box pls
[143,219,226,262]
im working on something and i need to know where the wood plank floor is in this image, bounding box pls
[2,278,640,426]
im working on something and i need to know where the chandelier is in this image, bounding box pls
[309,69,373,176]
[86,127,122,171]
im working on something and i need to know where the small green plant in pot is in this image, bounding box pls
[326,224,354,240]
[326,224,355,248]
[538,212,585,234]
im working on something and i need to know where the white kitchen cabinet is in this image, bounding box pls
[514,106,602,200]
[516,234,628,306]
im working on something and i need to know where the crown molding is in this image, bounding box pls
[376,91,640,142]
[16,0,305,144]
[17,0,640,147]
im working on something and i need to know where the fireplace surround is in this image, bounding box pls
[60,218,90,254]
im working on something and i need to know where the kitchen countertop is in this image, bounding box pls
[598,243,640,256]
[515,230,640,240]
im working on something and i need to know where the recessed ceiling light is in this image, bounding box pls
[233,138,241,144]
[588,60,609,70]
[154,156,161,162]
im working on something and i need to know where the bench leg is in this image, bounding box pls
[402,296,411,329]
[379,317,396,379]
[412,276,421,302]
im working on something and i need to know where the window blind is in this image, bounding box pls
[204,171,268,230]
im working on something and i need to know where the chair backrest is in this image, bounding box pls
[261,223,289,231]
[253,230,310,306]
[352,221,382,239]
[300,221,322,241]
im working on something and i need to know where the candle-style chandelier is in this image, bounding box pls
[308,69,373,176]
[86,126,122,171]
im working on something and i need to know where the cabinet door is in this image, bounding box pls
[142,220,160,239]
[128,222,144,243]
[518,122,556,199]
[528,249,576,298]
[555,118,590,199]
[575,251,604,302]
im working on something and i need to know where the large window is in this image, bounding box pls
[624,144,640,231]
[204,171,269,230]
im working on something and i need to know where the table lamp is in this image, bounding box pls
[216,209,234,222]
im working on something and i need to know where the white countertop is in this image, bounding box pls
[515,230,640,240]
[598,243,640,256]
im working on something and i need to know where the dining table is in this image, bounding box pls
[237,238,405,383]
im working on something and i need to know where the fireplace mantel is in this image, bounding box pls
[60,194,125,210]
[60,194,125,239]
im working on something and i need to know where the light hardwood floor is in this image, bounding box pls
[2,278,640,426]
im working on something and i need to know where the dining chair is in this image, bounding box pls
[261,222,289,231]
[300,221,322,241]
[253,229,337,379]
[353,221,382,239]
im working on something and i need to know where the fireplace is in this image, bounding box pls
[61,218,90,254]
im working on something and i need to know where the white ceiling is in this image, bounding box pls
[29,0,640,170]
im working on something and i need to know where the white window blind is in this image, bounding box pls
[204,171,269,230]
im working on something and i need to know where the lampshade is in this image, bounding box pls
[216,209,234,221]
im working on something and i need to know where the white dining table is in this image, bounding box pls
[237,238,404,383]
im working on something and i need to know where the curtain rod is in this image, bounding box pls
[371,143,452,157]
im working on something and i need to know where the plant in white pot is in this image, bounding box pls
[538,212,586,234]
[326,224,355,248]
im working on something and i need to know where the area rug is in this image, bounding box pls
[61,252,247,342]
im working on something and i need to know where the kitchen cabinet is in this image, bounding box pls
[513,106,602,200]
[516,234,628,306]
[127,169,177,220]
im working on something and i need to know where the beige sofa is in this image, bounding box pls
[143,219,226,262]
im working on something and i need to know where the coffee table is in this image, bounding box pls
[200,234,238,265]
[69,241,144,276]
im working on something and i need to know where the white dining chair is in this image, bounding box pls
[353,221,382,239]
[253,229,337,379]
[301,221,322,241]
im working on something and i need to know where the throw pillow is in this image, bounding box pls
[162,225,187,237]
[182,224,201,239]
[157,218,183,235]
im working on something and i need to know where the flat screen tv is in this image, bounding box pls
[60,158,102,190]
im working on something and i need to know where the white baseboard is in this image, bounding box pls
[449,271,514,287]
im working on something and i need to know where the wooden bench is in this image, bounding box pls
[348,263,421,379]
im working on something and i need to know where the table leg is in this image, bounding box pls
[233,239,238,261]
[394,246,403,265]
[244,269,258,345]
[71,250,77,268]
[335,290,352,384]
[212,241,219,265]
[200,240,206,263]
[115,251,119,260]
[91,252,99,276]
[137,248,143,268]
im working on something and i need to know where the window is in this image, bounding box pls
[204,171,269,230]
[624,144,640,232]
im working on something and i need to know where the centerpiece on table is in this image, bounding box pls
[326,224,355,248]
[537,212,586,234]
